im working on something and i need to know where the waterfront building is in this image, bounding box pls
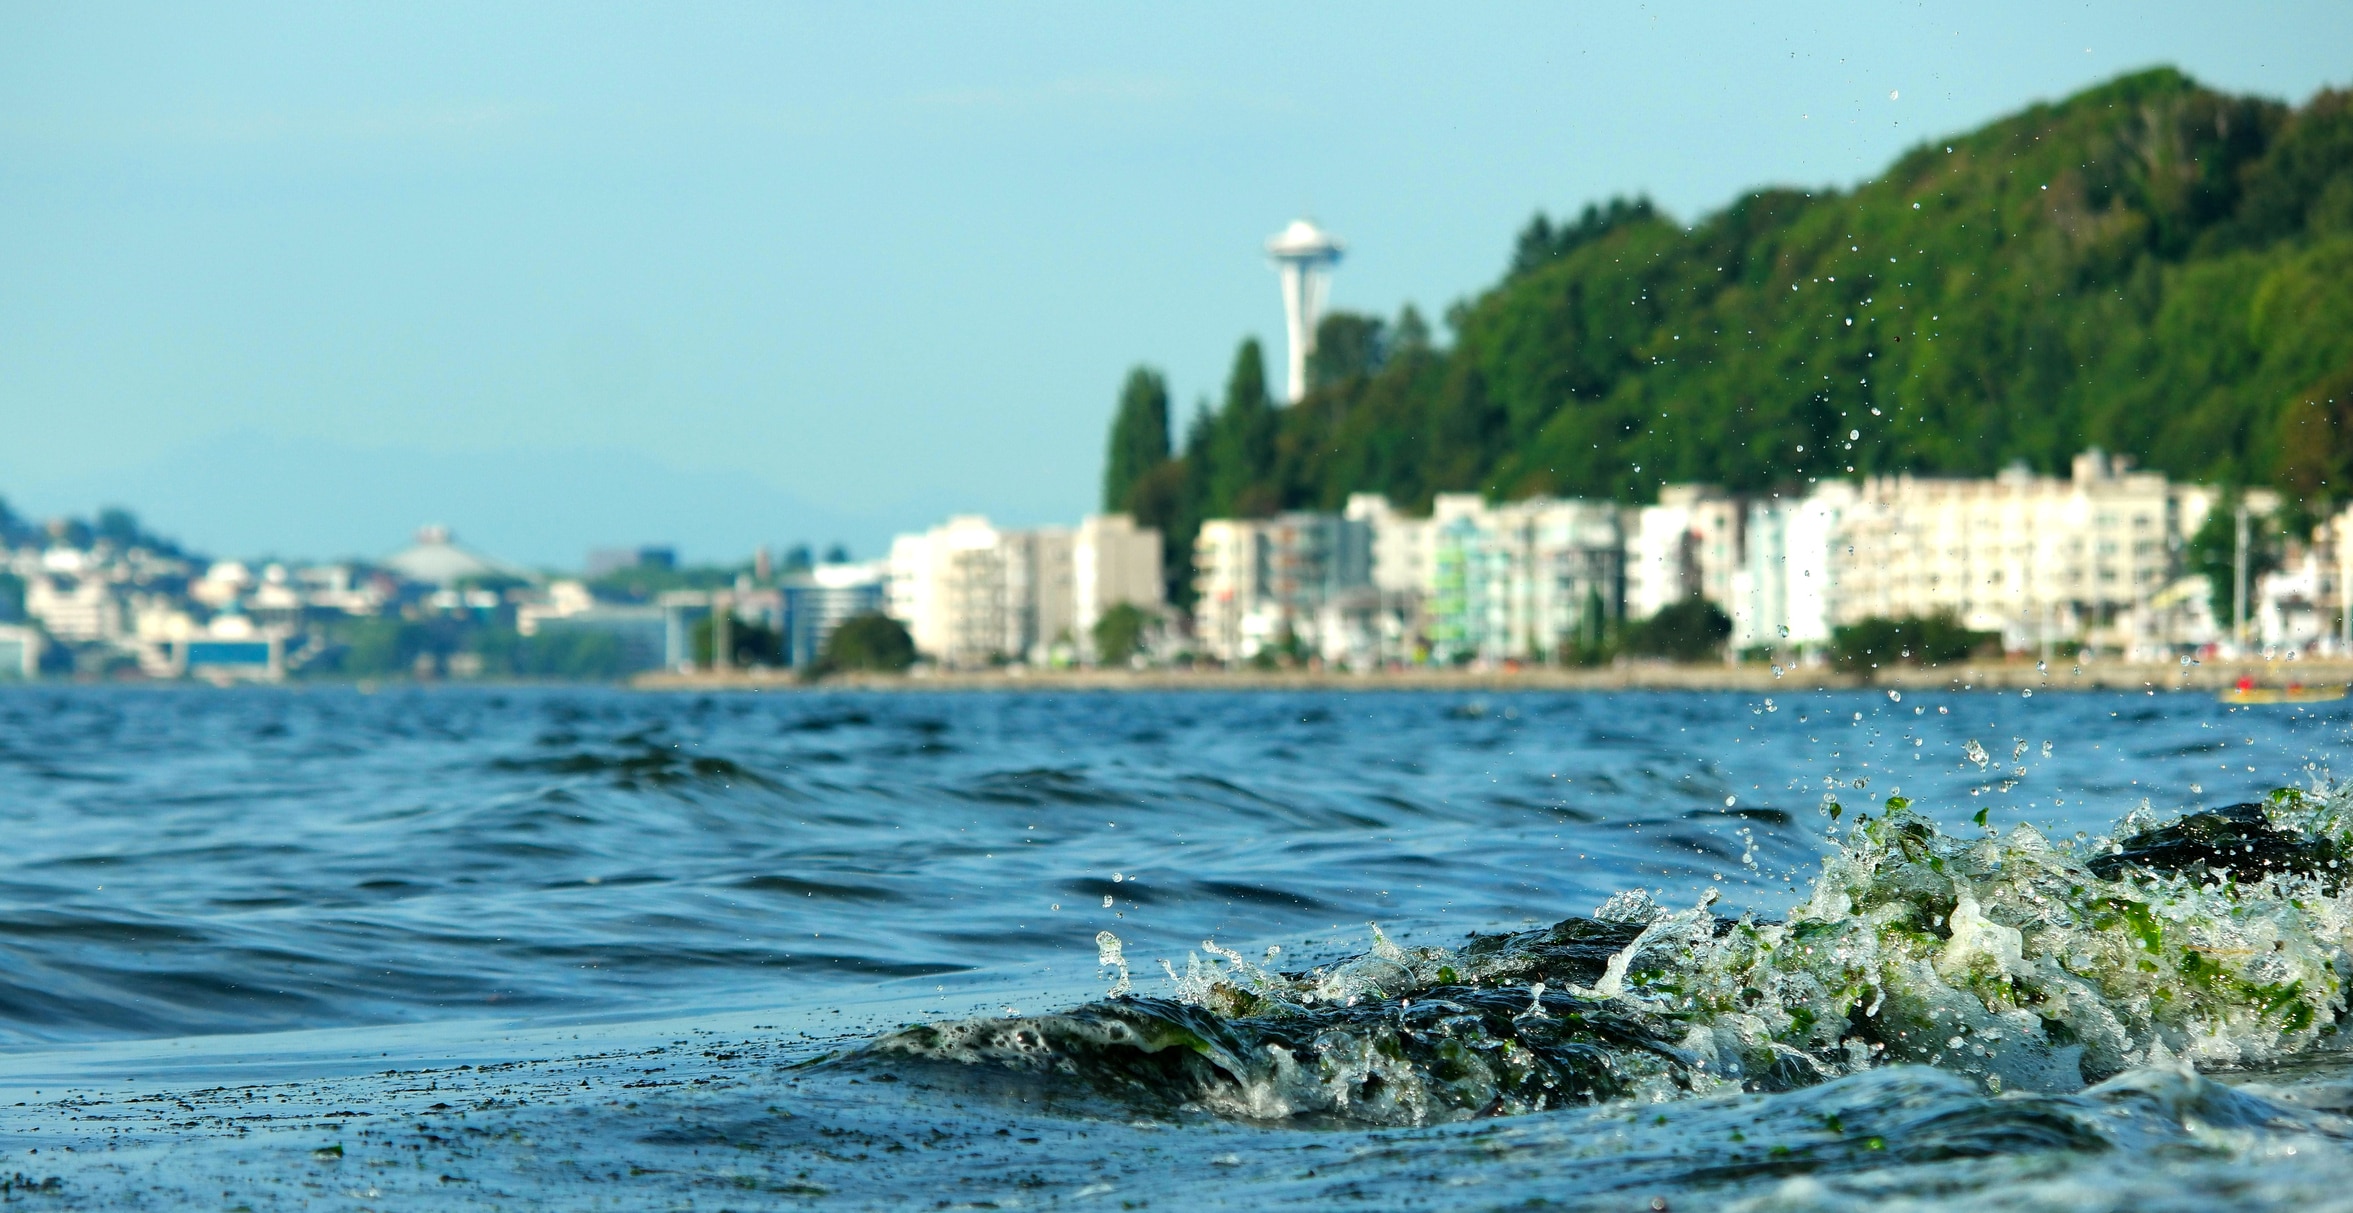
[781,562,888,667]
[1830,451,2205,651]
[1421,494,1622,664]
[1190,512,1373,662]
[519,580,670,672]
[1196,495,1617,667]
[1627,486,1743,621]
[24,573,124,643]
[885,514,1163,668]
[887,516,1027,667]
[1731,482,1855,653]
[1072,514,1165,658]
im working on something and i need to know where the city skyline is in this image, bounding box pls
[4,4,2351,565]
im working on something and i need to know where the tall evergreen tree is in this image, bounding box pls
[1206,338,1277,517]
[1102,366,1171,512]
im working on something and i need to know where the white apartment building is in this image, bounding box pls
[1732,482,1856,651]
[890,516,1017,667]
[890,514,1164,668]
[1627,485,1743,620]
[1829,450,2204,650]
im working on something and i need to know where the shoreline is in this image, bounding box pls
[629,657,2353,694]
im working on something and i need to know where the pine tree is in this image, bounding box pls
[1102,366,1171,513]
[1206,338,1276,517]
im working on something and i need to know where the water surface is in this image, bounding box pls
[3,684,2350,1208]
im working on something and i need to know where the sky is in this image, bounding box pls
[1,3,2348,568]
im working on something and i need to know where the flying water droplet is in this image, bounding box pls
[1096,930,1131,997]
[1772,665,1786,679]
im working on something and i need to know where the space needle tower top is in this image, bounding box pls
[1266,219,1343,403]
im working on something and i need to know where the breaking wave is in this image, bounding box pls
[861,783,2353,1126]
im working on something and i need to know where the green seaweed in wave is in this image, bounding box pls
[860,786,2353,1125]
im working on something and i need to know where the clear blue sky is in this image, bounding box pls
[2,2,2347,567]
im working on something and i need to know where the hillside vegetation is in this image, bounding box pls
[1104,69,2353,602]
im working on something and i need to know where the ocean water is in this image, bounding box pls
[4,683,2353,1209]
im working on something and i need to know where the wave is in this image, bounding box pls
[858,784,2353,1125]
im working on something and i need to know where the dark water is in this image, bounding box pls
[4,684,2353,1208]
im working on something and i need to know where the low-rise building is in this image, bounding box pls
[1190,512,1372,662]
[1829,450,2204,651]
[1423,494,1621,664]
[781,562,888,667]
[1627,486,1743,621]
[25,573,124,643]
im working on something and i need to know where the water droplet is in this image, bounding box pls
[1103,895,1115,908]
[1113,873,1123,883]
[1849,429,1860,440]
[1725,796,1737,807]
[1777,625,1790,638]
[2036,661,2047,673]
[1771,665,1786,678]
[1887,690,1901,702]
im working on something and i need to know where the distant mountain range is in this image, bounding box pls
[1114,67,2353,577]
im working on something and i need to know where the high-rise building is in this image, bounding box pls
[1266,219,1343,403]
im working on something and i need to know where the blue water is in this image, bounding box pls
[3,684,2351,1208]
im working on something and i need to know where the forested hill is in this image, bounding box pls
[1102,68,2353,599]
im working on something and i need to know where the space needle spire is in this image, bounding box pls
[1265,218,1343,403]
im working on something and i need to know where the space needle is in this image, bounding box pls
[1266,218,1343,403]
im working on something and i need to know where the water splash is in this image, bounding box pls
[864,784,2353,1126]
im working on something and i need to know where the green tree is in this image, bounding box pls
[1307,312,1387,390]
[1090,602,1153,666]
[1205,338,1278,518]
[691,615,784,667]
[820,612,915,673]
[1829,614,1995,677]
[1103,367,1172,513]
[2186,496,2287,630]
[1621,597,1732,662]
